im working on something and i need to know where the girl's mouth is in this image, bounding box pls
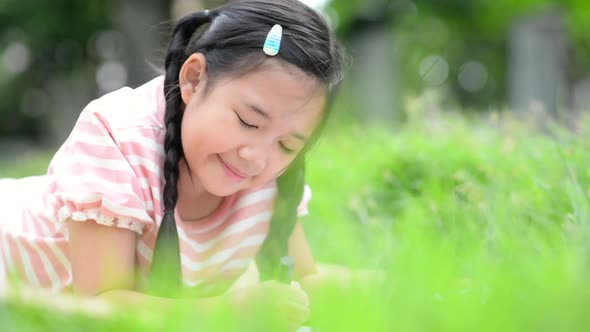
[217,155,246,182]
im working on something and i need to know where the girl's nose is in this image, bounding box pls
[237,144,269,174]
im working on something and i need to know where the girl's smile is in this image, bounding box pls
[217,154,247,182]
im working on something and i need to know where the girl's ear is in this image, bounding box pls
[179,53,208,104]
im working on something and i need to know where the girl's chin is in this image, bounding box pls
[200,184,233,197]
[201,179,242,197]
[210,189,237,197]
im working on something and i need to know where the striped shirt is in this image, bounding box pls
[0,76,311,294]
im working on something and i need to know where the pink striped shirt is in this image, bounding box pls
[0,76,311,294]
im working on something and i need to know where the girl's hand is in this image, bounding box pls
[226,280,310,332]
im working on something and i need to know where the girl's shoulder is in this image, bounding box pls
[80,76,166,133]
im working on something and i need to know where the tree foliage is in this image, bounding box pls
[327,0,590,109]
[0,0,112,139]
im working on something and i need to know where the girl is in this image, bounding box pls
[1,0,344,330]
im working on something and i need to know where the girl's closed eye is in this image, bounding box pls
[234,111,299,154]
[235,112,258,129]
[279,142,297,154]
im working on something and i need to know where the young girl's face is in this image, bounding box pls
[179,54,326,197]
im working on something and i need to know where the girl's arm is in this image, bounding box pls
[67,219,137,295]
[288,220,384,286]
[68,220,232,319]
[68,219,227,308]
[287,221,385,324]
[68,219,309,331]
[287,221,318,280]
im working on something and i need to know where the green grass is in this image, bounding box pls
[304,111,590,331]
[2,112,590,331]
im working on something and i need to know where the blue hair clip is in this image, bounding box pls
[263,24,282,56]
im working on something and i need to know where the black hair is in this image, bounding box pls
[147,0,344,296]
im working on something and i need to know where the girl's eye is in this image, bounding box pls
[279,142,296,154]
[236,113,258,129]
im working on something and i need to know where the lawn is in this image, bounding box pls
[2,111,590,331]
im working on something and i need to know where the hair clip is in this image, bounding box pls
[263,24,282,56]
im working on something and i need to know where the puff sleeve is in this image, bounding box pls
[47,101,156,234]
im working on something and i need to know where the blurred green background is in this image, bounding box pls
[3,0,590,149]
[2,0,590,331]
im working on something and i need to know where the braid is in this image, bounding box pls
[256,90,337,282]
[148,9,217,297]
[256,157,305,281]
